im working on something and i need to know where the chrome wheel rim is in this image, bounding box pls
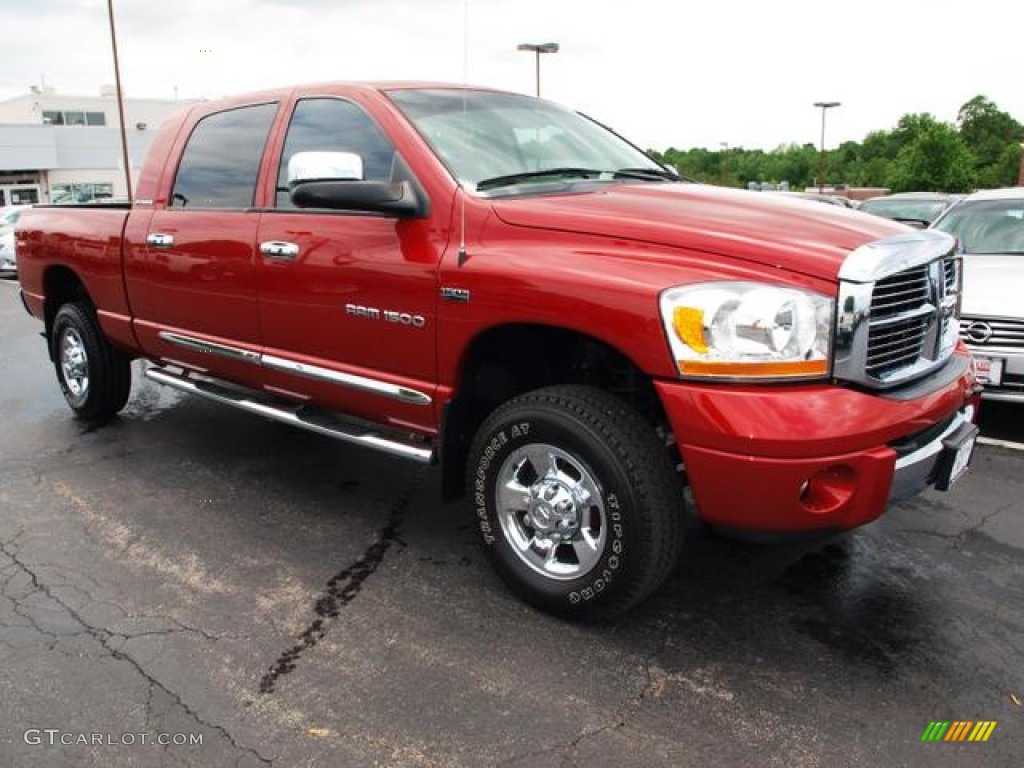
[495,443,607,581]
[59,328,89,401]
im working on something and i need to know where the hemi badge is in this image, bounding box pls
[440,287,471,303]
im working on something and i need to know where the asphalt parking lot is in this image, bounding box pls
[0,277,1021,767]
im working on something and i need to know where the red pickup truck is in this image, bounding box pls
[16,83,980,619]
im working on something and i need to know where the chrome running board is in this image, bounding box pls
[144,366,435,464]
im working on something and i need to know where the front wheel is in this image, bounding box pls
[467,385,684,620]
[51,301,132,421]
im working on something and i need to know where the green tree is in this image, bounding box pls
[652,96,1022,191]
[765,143,817,188]
[957,95,1024,187]
[887,115,976,192]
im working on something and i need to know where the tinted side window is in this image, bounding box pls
[171,103,277,209]
[276,98,396,208]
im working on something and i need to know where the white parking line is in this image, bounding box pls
[978,436,1024,452]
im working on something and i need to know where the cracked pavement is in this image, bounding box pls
[1,280,1022,767]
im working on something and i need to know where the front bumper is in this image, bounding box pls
[655,350,979,532]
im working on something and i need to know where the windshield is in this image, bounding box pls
[934,199,1024,254]
[386,88,665,192]
[859,198,947,223]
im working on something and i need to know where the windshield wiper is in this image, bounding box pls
[475,168,606,191]
[474,166,685,192]
[613,167,681,182]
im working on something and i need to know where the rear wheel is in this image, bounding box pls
[467,385,683,620]
[52,302,131,421]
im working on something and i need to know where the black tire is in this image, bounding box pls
[51,301,132,421]
[467,385,684,620]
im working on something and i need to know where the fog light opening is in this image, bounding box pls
[799,465,857,515]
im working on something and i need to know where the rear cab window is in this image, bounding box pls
[170,103,278,209]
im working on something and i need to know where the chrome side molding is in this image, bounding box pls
[144,366,435,464]
[157,332,432,405]
[261,354,432,406]
[158,332,261,364]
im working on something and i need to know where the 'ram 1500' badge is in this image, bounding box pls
[345,303,426,328]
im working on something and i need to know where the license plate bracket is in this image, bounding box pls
[973,355,1004,386]
[933,422,979,491]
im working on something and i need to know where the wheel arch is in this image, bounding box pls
[440,322,672,501]
[42,265,92,358]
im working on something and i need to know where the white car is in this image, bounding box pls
[0,228,15,275]
[0,204,30,228]
[932,187,1024,402]
[0,204,31,275]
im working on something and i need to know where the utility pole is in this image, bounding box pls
[106,0,133,202]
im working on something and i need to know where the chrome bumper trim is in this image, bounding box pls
[889,404,975,503]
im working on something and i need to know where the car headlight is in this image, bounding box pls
[659,282,833,379]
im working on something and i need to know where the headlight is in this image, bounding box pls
[659,282,833,379]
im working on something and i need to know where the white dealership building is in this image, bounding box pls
[0,86,193,206]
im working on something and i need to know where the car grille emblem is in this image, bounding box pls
[965,321,994,344]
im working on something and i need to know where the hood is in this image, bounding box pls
[962,254,1024,318]
[490,183,906,281]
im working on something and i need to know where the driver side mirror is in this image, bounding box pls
[287,151,425,218]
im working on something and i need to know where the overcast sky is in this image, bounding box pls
[1,0,1019,151]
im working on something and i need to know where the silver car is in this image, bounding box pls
[861,192,962,227]
[932,187,1024,402]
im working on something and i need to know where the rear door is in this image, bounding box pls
[127,102,278,386]
[255,96,440,433]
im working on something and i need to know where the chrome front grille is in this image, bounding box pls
[959,316,1024,348]
[871,266,930,316]
[943,258,959,295]
[864,266,938,378]
[866,314,931,377]
[834,230,961,389]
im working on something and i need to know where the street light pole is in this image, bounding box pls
[517,42,559,97]
[813,101,840,194]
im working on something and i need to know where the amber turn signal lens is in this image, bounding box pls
[672,307,708,353]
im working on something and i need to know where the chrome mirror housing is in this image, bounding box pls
[287,151,364,185]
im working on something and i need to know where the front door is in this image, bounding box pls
[256,96,441,433]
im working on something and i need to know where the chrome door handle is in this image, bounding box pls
[260,241,300,260]
[146,233,174,248]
